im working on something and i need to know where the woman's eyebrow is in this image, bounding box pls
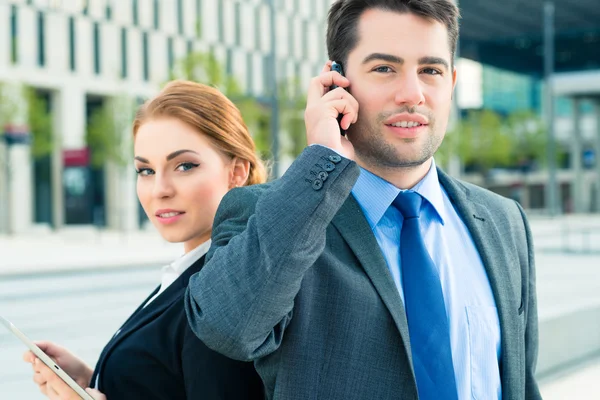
[166,149,199,161]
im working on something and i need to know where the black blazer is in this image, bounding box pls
[90,255,264,400]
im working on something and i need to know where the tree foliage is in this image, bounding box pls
[86,95,135,169]
[168,51,307,162]
[437,109,548,175]
[24,87,54,159]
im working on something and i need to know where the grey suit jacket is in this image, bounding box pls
[185,146,542,400]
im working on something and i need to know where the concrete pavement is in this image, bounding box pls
[1,213,600,398]
[1,226,183,276]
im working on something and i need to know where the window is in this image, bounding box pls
[177,0,184,35]
[254,7,261,50]
[37,11,45,67]
[167,37,174,72]
[195,0,202,38]
[246,53,253,94]
[226,48,233,75]
[105,0,113,20]
[153,0,160,29]
[120,27,127,78]
[302,20,308,60]
[142,32,149,81]
[69,17,76,71]
[10,5,17,64]
[132,0,139,26]
[93,22,100,75]
[288,17,294,57]
[217,1,224,41]
[234,2,241,46]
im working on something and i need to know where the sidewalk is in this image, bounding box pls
[3,213,599,276]
[1,226,183,276]
[539,357,600,399]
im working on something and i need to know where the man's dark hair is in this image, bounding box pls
[326,0,460,68]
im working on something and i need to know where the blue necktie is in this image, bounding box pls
[393,191,458,400]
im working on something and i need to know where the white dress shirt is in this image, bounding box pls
[144,239,212,308]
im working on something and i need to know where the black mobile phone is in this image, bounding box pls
[330,61,346,135]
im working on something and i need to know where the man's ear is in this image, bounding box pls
[451,66,457,99]
[229,157,250,188]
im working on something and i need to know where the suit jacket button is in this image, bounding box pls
[312,179,323,190]
[318,171,328,181]
[324,162,335,172]
[329,155,342,163]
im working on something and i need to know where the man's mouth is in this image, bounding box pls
[386,121,425,128]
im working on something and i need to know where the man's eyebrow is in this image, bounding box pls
[362,53,404,65]
[418,56,450,70]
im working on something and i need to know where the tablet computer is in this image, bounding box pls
[0,315,96,400]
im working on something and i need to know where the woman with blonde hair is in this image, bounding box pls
[24,80,266,400]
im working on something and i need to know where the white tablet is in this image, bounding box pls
[0,315,96,400]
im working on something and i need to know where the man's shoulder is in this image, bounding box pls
[229,181,274,202]
[440,171,521,215]
[216,181,275,216]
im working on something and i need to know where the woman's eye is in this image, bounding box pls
[135,168,154,176]
[176,162,200,172]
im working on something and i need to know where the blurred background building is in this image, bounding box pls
[1,0,600,234]
[1,1,600,399]
[0,0,334,234]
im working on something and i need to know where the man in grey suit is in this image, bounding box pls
[185,0,542,399]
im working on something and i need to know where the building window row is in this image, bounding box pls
[6,2,326,89]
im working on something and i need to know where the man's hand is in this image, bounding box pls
[304,61,359,160]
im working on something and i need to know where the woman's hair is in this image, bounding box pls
[132,80,267,186]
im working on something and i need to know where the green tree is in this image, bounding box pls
[0,83,18,129]
[24,87,54,159]
[169,51,273,159]
[505,110,547,170]
[86,95,135,169]
[278,79,307,159]
[437,109,513,177]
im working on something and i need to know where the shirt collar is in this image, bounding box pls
[170,239,212,275]
[351,160,447,227]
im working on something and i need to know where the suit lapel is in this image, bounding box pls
[332,195,414,371]
[94,256,205,389]
[438,169,521,393]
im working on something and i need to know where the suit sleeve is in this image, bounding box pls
[181,324,263,399]
[184,145,360,361]
[515,201,542,400]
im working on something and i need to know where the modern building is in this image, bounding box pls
[0,0,335,234]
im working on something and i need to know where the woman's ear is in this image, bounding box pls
[229,157,250,188]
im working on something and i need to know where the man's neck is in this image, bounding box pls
[355,157,433,190]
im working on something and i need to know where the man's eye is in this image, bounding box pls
[422,68,442,75]
[373,66,393,73]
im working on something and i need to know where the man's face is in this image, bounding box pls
[344,8,457,171]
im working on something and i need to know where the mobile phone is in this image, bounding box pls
[330,61,346,135]
[0,316,96,400]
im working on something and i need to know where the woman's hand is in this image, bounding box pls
[23,341,94,396]
[35,359,106,400]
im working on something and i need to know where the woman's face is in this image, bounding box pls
[134,117,233,252]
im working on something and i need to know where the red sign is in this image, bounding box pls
[63,148,90,167]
